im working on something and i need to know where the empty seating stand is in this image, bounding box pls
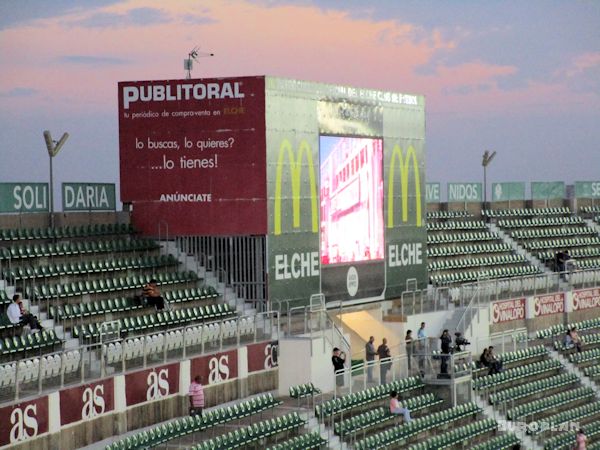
[490,207,600,270]
[3,255,179,282]
[266,432,327,450]
[0,330,61,358]
[289,383,321,407]
[315,376,424,420]
[0,223,134,242]
[29,271,198,301]
[426,214,541,286]
[354,403,481,450]
[72,304,234,340]
[190,412,306,450]
[105,393,282,450]
[408,418,498,450]
[333,393,443,437]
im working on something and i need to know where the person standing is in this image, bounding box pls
[440,329,452,374]
[365,336,376,383]
[417,322,427,340]
[7,294,43,331]
[377,338,391,384]
[332,348,346,388]
[416,322,427,375]
[405,330,413,371]
[188,375,205,416]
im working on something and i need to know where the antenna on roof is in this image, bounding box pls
[184,46,214,79]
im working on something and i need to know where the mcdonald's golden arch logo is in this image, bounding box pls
[274,139,318,236]
[387,144,422,228]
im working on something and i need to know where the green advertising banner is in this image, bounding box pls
[265,77,426,307]
[426,183,440,203]
[0,183,49,213]
[62,183,116,211]
[575,181,600,198]
[492,182,525,201]
[531,182,565,200]
[447,182,482,202]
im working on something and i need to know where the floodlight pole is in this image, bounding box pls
[44,130,69,228]
[482,150,497,210]
[49,153,54,227]
[483,164,487,209]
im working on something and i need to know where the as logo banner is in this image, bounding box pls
[125,363,180,406]
[60,378,115,425]
[0,397,48,446]
[191,349,238,385]
[247,341,279,372]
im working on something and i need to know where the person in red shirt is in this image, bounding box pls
[188,375,205,416]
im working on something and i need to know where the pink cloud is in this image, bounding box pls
[0,0,595,117]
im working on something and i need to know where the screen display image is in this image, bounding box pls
[319,136,384,265]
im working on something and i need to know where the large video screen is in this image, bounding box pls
[319,136,385,265]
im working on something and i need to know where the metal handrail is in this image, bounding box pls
[0,310,278,404]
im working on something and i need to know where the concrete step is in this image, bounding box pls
[64,337,80,350]
[53,325,65,340]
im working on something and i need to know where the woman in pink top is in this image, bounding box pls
[188,375,205,416]
[575,428,587,450]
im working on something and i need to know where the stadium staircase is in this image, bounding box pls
[488,222,549,274]
[163,240,257,317]
[586,218,600,236]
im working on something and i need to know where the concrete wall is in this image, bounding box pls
[2,343,278,450]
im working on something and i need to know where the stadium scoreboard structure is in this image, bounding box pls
[119,76,426,306]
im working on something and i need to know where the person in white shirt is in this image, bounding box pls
[7,294,43,330]
[389,391,411,422]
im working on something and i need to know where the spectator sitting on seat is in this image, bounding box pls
[389,391,411,422]
[555,250,564,272]
[486,346,503,375]
[564,330,574,349]
[142,279,165,310]
[479,348,490,368]
[7,294,43,331]
[571,327,583,353]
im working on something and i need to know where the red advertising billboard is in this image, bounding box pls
[491,298,526,324]
[572,288,600,311]
[247,341,278,373]
[125,362,180,406]
[190,349,238,385]
[60,378,115,425]
[533,292,565,317]
[0,396,48,447]
[118,76,267,236]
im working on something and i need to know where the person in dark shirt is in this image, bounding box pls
[332,347,346,387]
[377,338,391,383]
[142,279,165,310]
[440,329,452,374]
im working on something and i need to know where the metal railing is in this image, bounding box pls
[0,310,278,404]
[175,235,267,304]
[393,267,600,315]
[333,343,473,398]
